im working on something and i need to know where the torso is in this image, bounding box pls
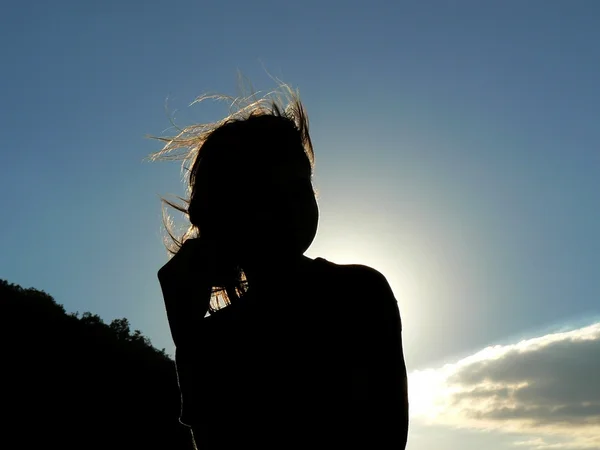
[179,257,376,448]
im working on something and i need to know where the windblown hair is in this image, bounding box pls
[149,81,314,313]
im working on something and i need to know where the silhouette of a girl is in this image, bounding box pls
[153,83,409,449]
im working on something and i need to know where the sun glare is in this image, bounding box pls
[408,369,449,420]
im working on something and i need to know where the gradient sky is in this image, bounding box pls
[1,1,600,449]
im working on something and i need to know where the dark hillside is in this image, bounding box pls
[0,280,193,450]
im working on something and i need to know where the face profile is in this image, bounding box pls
[237,151,319,261]
[189,113,319,265]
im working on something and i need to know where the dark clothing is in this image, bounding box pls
[175,257,408,449]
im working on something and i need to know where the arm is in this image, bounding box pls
[378,289,409,449]
[157,239,214,429]
[355,267,409,449]
[159,271,211,350]
[158,239,213,349]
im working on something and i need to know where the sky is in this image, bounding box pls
[1,1,600,448]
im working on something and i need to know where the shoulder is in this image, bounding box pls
[314,257,392,292]
[315,258,401,331]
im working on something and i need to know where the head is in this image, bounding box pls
[189,113,318,262]
[151,84,318,310]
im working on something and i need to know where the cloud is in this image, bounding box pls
[408,322,600,449]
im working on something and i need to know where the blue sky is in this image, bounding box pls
[1,1,599,448]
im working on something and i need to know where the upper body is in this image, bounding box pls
[174,256,408,449]
[153,82,409,449]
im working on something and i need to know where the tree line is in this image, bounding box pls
[0,279,194,450]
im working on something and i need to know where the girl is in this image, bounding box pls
[153,83,409,449]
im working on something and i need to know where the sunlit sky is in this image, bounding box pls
[2,1,600,449]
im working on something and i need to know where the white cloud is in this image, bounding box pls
[408,322,600,449]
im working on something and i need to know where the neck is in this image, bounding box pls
[241,254,312,292]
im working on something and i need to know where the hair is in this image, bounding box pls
[149,81,315,313]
